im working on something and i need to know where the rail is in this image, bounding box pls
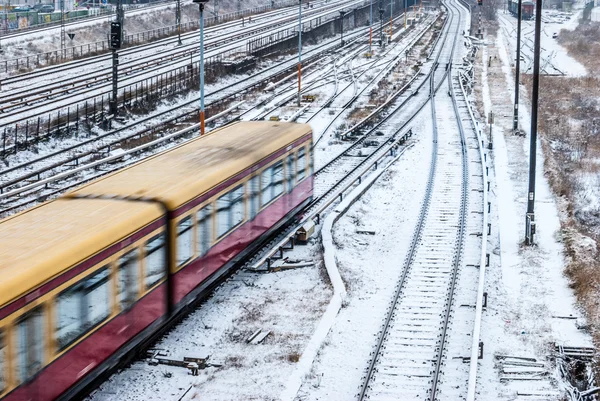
[461,62,489,401]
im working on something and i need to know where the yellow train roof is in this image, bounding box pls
[0,199,161,310]
[71,121,312,210]
[0,122,311,310]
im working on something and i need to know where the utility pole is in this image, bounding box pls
[193,0,209,134]
[176,0,182,45]
[513,0,522,132]
[389,0,392,38]
[60,0,66,59]
[117,0,124,42]
[339,10,345,46]
[369,0,373,54]
[379,3,384,48]
[525,0,544,245]
[297,0,302,106]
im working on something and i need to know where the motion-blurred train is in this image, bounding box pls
[0,121,313,400]
[508,0,535,19]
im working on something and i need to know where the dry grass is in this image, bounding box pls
[515,18,600,375]
[558,21,600,73]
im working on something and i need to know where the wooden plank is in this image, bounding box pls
[250,330,271,345]
[247,329,262,343]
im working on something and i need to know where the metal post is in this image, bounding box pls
[117,0,124,42]
[110,48,118,115]
[297,0,302,107]
[389,0,393,38]
[369,0,373,54]
[339,10,345,46]
[199,2,206,134]
[379,5,384,48]
[60,0,65,59]
[404,0,407,28]
[176,0,182,45]
[525,0,543,245]
[513,0,522,131]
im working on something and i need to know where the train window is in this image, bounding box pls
[231,185,245,227]
[15,306,44,383]
[249,176,260,220]
[0,330,4,392]
[297,147,306,181]
[272,161,284,199]
[176,217,193,267]
[217,185,244,238]
[118,250,140,309]
[261,167,272,207]
[286,154,295,193]
[309,146,314,175]
[197,205,212,256]
[145,234,165,289]
[56,267,110,350]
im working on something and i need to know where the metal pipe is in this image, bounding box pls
[369,0,373,53]
[513,0,522,131]
[200,2,205,135]
[297,0,302,107]
[176,0,182,45]
[525,0,543,244]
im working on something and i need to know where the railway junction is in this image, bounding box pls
[0,0,597,400]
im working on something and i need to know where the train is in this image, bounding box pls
[0,121,314,401]
[508,0,535,19]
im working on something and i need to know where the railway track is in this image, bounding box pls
[0,0,362,130]
[0,12,425,215]
[0,0,182,42]
[354,0,484,399]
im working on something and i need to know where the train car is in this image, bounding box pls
[0,121,313,401]
[508,0,535,19]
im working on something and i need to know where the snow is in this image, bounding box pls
[472,13,593,399]
[497,6,587,77]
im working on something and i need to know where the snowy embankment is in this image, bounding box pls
[472,13,593,400]
[281,144,411,401]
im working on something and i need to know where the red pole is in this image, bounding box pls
[200,110,205,135]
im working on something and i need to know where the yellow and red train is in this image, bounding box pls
[0,121,313,401]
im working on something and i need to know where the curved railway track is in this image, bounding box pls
[0,13,422,215]
[355,0,481,399]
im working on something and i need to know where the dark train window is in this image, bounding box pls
[249,176,260,219]
[145,234,165,289]
[261,167,272,206]
[297,147,306,181]
[118,250,139,309]
[272,161,284,199]
[217,185,244,238]
[176,217,193,267]
[56,267,110,350]
[261,162,284,206]
[309,146,314,175]
[15,306,44,383]
[0,330,4,392]
[286,154,295,193]
[197,205,212,256]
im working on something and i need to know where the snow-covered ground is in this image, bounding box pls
[472,14,593,399]
[497,4,586,76]
[0,0,287,59]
